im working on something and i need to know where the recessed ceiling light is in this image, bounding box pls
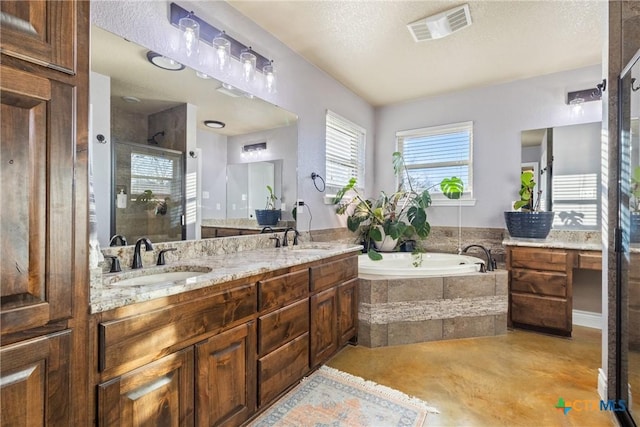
[146,51,185,71]
[204,120,225,129]
[121,96,141,103]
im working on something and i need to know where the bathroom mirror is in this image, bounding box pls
[226,160,283,219]
[520,121,602,230]
[90,25,298,247]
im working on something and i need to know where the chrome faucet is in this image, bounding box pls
[109,234,128,246]
[132,237,153,269]
[282,228,299,247]
[461,244,496,272]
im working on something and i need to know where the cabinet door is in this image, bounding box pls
[98,348,195,427]
[1,65,75,337]
[0,1,76,73]
[1,330,71,426]
[337,279,358,345]
[196,322,256,427]
[310,287,338,367]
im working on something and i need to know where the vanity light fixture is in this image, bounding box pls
[242,142,267,153]
[179,11,200,58]
[204,120,225,129]
[263,60,277,94]
[146,51,185,71]
[169,3,277,90]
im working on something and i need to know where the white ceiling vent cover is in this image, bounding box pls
[407,4,472,41]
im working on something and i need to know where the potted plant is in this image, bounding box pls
[504,170,554,239]
[630,166,640,243]
[255,185,281,226]
[333,152,464,260]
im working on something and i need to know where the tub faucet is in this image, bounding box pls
[283,228,299,247]
[109,234,127,246]
[132,237,153,269]
[461,244,495,272]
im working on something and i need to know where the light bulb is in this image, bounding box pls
[213,33,231,73]
[179,15,199,58]
[263,62,277,94]
[240,51,256,83]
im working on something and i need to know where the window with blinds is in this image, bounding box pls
[396,121,473,198]
[552,173,599,229]
[131,152,176,197]
[325,110,366,194]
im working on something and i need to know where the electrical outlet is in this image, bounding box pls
[296,199,305,207]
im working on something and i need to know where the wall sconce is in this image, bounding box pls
[241,142,267,157]
[179,11,200,58]
[566,81,605,117]
[169,3,276,90]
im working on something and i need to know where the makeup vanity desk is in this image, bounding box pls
[503,231,602,337]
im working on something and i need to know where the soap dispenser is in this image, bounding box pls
[116,189,127,209]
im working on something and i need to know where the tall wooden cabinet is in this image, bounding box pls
[0,1,89,425]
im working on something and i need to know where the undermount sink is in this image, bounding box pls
[287,243,336,251]
[106,267,212,287]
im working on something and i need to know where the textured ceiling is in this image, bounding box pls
[228,0,605,107]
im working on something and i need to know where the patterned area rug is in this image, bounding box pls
[248,365,438,426]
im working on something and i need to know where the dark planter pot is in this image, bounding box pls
[504,211,555,239]
[255,209,281,226]
[632,213,640,243]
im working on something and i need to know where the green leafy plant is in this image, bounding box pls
[513,170,541,211]
[265,185,278,210]
[333,151,464,260]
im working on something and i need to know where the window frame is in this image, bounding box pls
[324,110,366,196]
[396,121,475,206]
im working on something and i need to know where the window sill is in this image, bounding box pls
[431,198,476,207]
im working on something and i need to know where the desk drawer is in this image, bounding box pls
[511,269,567,297]
[258,299,309,356]
[577,252,602,270]
[258,270,309,313]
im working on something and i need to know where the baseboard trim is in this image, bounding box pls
[598,368,607,401]
[573,309,602,330]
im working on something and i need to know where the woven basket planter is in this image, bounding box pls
[504,211,555,239]
[255,209,281,226]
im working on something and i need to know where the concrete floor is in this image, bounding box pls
[327,326,618,426]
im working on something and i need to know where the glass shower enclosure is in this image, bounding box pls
[111,141,185,243]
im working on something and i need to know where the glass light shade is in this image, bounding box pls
[179,16,199,57]
[240,51,257,83]
[263,62,277,94]
[212,35,231,73]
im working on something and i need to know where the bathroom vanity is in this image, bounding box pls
[90,242,360,426]
[504,233,602,337]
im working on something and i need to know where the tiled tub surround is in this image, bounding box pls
[358,270,508,347]
[92,234,360,313]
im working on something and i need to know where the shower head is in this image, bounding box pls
[147,131,165,145]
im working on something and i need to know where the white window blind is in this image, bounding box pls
[131,152,175,197]
[396,121,473,198]
[552,173,599,229]
[325,110,366,194]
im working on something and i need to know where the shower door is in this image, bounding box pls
[617,48,639,427]
[111,141,185,243]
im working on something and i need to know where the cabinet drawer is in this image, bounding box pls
[510,248,567,272]
[310,256,358,293]
[511,293,570,332]
[258,332,309,407]
[99,284,256,375]
[258,299,309,356]
[577,252,602,270]
[258,270,309,313]
[511,269,567,297]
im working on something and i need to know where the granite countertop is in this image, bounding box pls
[502,230,602,251]
[91,243,362,314]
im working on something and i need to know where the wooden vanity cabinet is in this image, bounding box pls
[309,257,358,367]
[507,247,573,335]
[1,1,89,425]
[256,270,310,407]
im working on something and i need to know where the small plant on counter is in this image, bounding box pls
[265,185,278,210]
[513,170,541,212]
[333,151,464,260]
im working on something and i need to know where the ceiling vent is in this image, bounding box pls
[407,4,472,41]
